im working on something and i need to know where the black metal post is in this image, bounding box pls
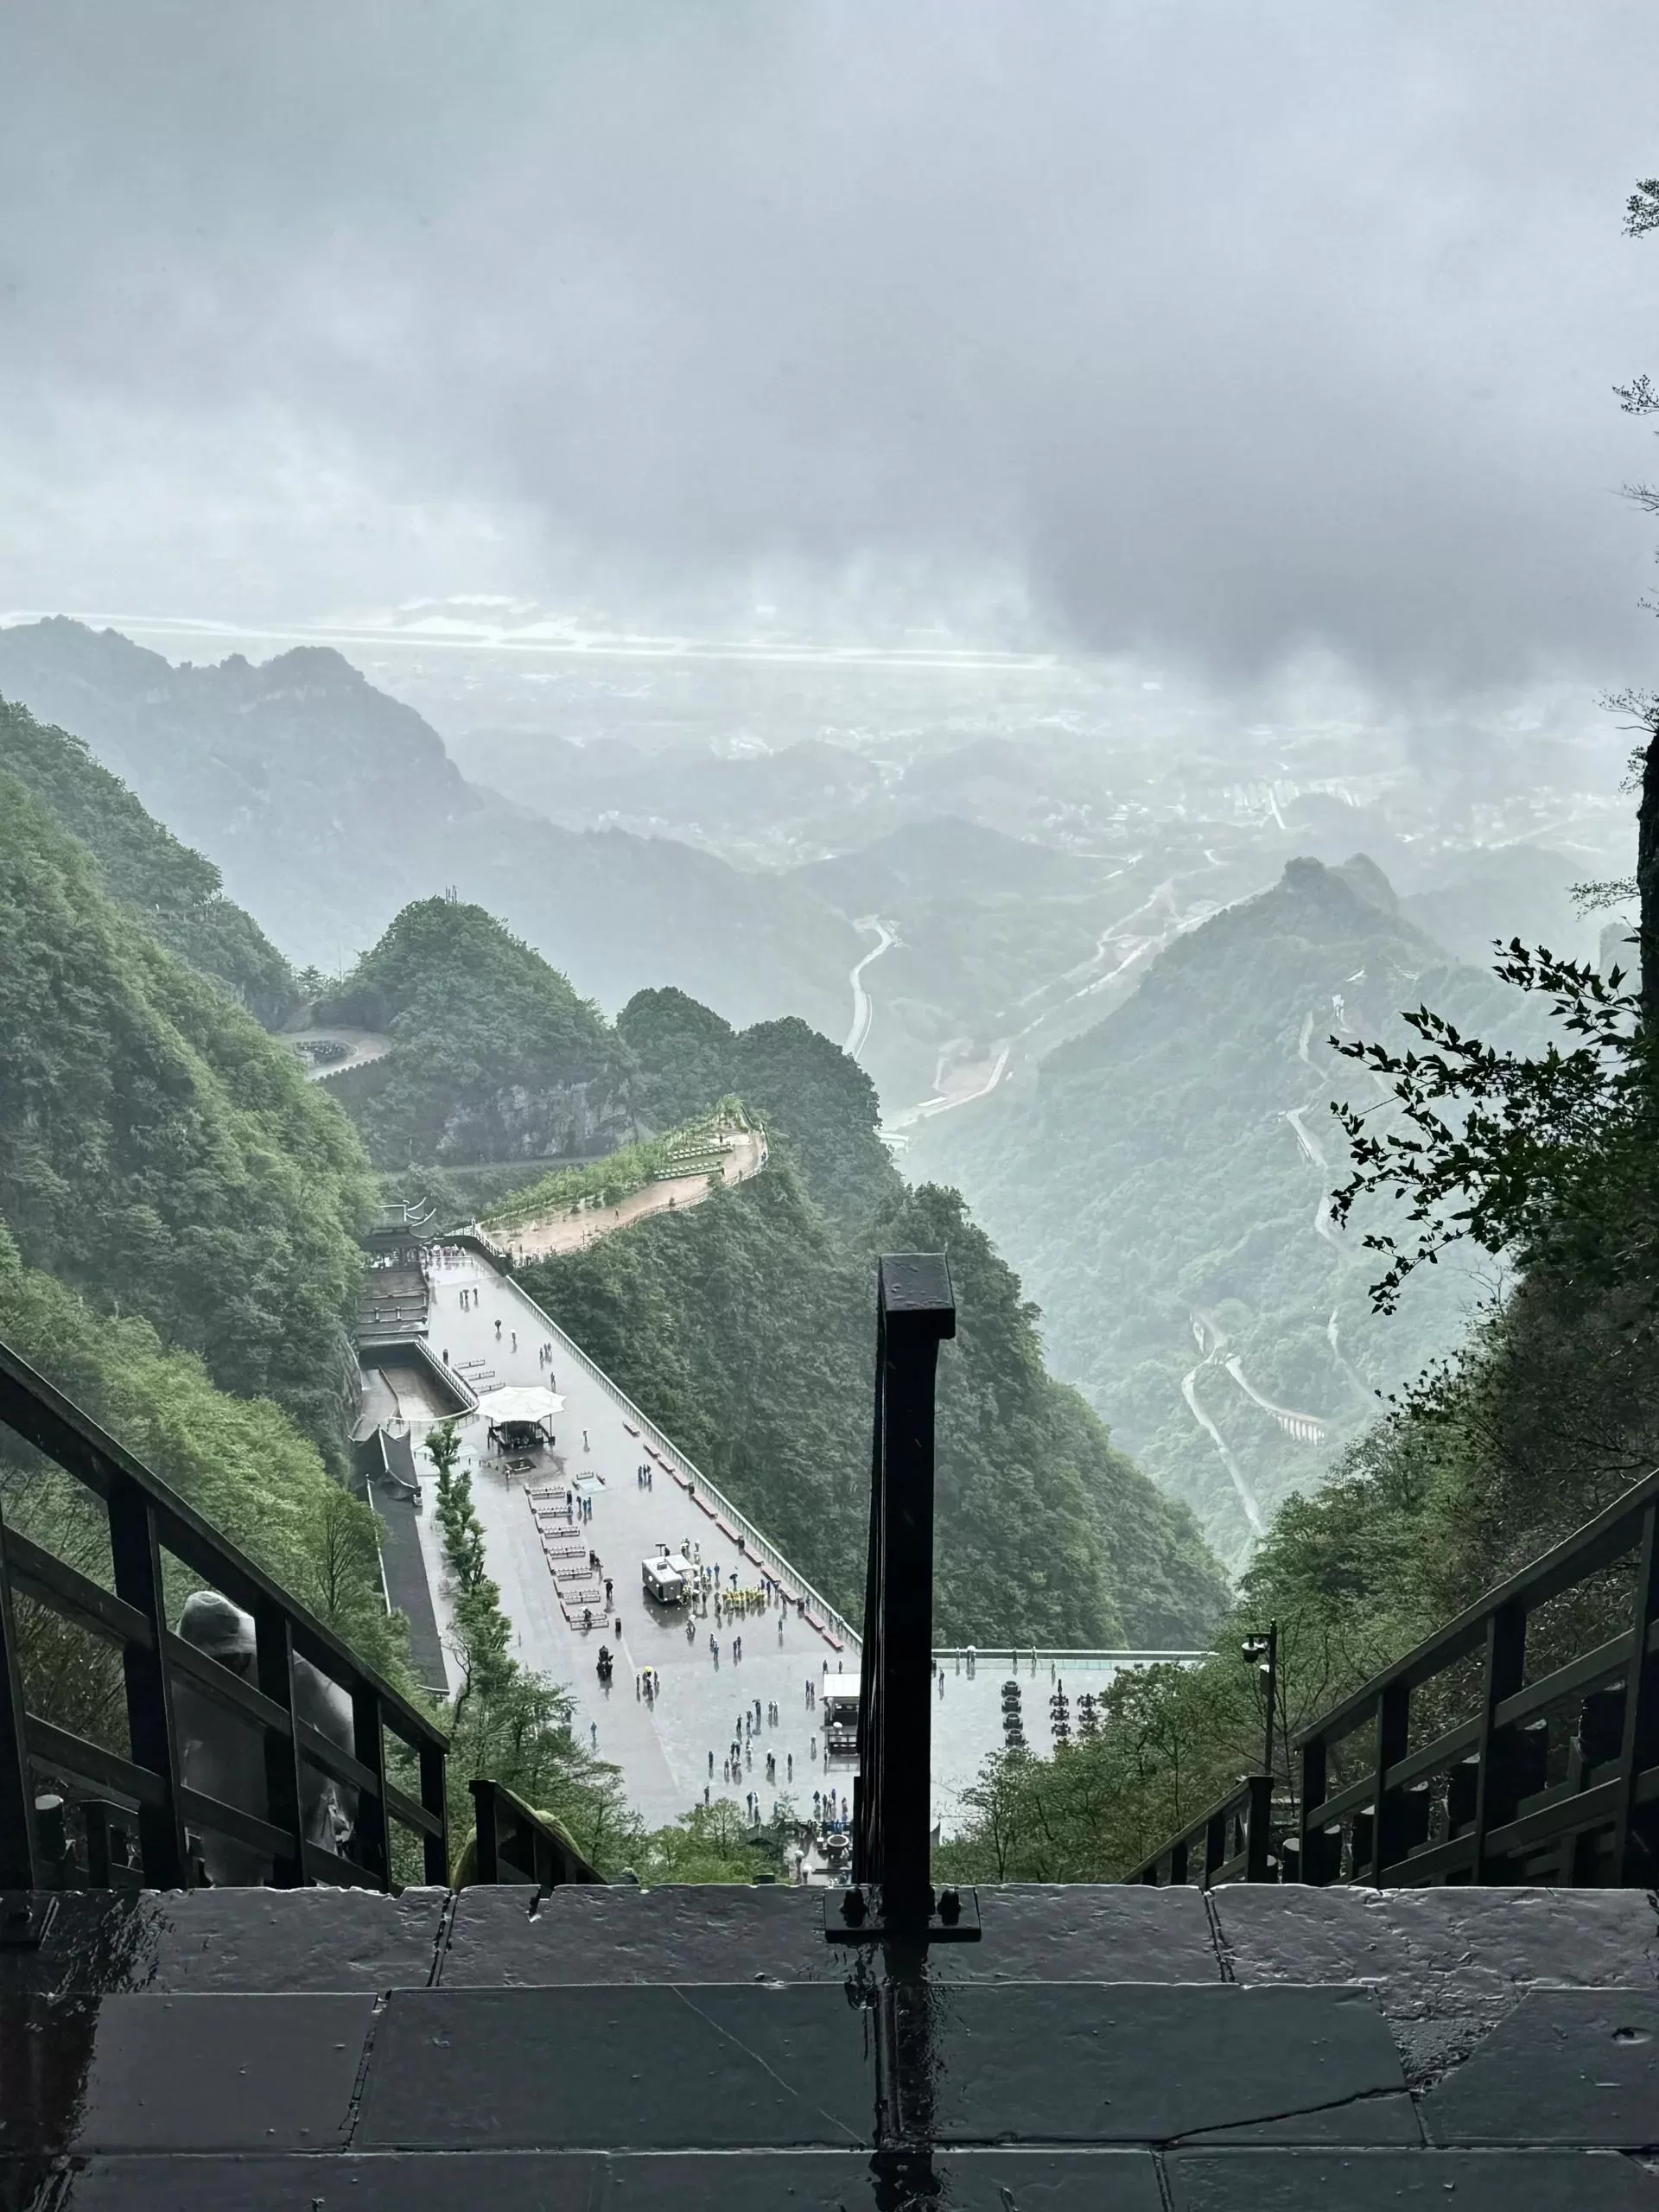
[1262,1621,1279,1782]
[853,1253,955,1927]
[352,1687,390,1889]
[470,1777,500,1883]
[423,1740,450,1885]
[1613,1503,1659,1883]
[106,1478,187,1890]
[0,1507,38,1888]
[255,1605,308,1886]
[1472,1597,1529,1882]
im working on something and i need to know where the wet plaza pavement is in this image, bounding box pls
[403,1248,1197,1833]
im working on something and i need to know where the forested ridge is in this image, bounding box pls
[316,898,626,1168]
[0,694,297,1026]
[912,854,1541,1563]
[520,995,1230,1647]
[0,769,375,1457]
[0,755,660,1868]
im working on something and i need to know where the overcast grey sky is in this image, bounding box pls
[3,2,1657,685]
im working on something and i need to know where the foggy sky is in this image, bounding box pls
[3,2,1658,684]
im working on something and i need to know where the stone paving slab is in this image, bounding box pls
[1422,1988,1659,2147]
[0,1887,449,1999]
[1166,2147,1659,2209]
[438,1880,1223,1986]
[3,1991,375,2157]
[355,1984,876,2151]
[895,1983,1407,2145]
[1211,1885,1659,2021]
[39,2148,1169,2209]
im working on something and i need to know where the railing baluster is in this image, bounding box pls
[1472,1597,1528,1882]
[1613,1503,1659,1883]
[255,1604,308,1886]
[106,1478,187,1890]
[0,1506,38,1888]
[1245,1773,1274,1880]
[470,1776,500,1883]
[422,1740,449,1885]
[81,1797,114,1889]
[1370,1681,1410,1883]
[1297,1732,1329,1885]
[352,1688,390,1890]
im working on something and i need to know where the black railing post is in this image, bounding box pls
[255,1604,308,1887]
[106,1478,187,1890]
[423,1741,450,1885]
[1370,1681,1410,1883]
[1472,1597,1528,1882]
[0,1507,38,1888]
[853,1253,955,1926]
[1613,1503,1659,1883]
[352,1687,390,1890]
[471,1777,500,1883]
[1296,1733,1332,1885]
[1245,1772,1274,1881]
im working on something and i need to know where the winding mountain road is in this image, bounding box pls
[287,1027,395,1081]
[843,916,896,1062]
[1181,1313,1267,1540]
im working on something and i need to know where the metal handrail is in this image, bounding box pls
[0,1334,449,1891]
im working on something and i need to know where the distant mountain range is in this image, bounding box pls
[0,619,857,1037]
[906,853,1548,1569]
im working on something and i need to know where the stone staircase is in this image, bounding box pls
[6,1879,1659,2206]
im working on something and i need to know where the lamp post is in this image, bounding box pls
[1241,1622,1278,1779]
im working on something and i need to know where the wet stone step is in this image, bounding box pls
[22,2148,1168,2210]
[1,1991,376,2157]
[1165,2147,1659,2210]
[1422,1988,1659,2147]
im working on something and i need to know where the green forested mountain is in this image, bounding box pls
[0,695,296,1026]
[316,899,626,1168]
[520,1014,1229,1648]
[618,988,893,1222]
[909,855,1541,1567]
[0,772,375,1452]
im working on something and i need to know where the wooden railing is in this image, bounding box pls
[1128,1774,1274,1888]
[467,1777,607,1888]
[0,1335,449,1892]
[1292,1464,1659,1888]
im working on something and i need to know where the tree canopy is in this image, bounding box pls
[0,771,375,1454]
[0,694,296,1026]
[317,898,626,1167]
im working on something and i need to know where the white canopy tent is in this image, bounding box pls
[478,1384,565,1423]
